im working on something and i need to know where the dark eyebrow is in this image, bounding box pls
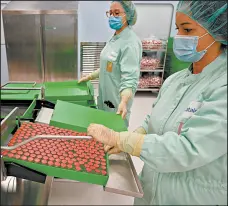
[180,22,191,26]
[175,22,192,27]
[110,9,120,12]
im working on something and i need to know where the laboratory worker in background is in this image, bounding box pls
[88,1,227,205]
[79,1,142,127]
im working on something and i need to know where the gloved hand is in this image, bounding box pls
[104,145,122,155]
[87,124,118,146]
[87,123,145,157]
[104,127,146,155]
[117,101,127,119]
[134,127,147,134]
[78,75,92,83]
[78,69,100,84]
[116,88,133,119]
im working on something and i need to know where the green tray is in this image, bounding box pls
[3,153,109,186]
[50,100,127,132]
[48,99,96,107]
[1,83,42,100]
[22,98,37,118]
[44,80,94,102]
[3,122,109,186]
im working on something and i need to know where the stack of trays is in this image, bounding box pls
[44,81,96,107]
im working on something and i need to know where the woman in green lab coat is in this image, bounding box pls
[79,1,142,127]
[88,1,227,205]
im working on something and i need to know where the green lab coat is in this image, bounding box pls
[98,27,142,127]
[134,52,227,205]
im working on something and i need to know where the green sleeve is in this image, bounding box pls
[141,72,180,132]
[119,44,142,94]
[90,69,100,80]
[140,85,227,172]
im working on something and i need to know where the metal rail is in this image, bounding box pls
[1,81,37,88]
[1,87,42,90]
[1,107,19,146]
[1,135,92,150]
[1,81,45,99]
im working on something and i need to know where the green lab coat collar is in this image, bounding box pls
[184,52,226,84]
[110,26,131,42]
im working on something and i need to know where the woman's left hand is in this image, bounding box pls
[116,101,127,119]
[87,124,119,146]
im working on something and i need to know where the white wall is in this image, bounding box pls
[134,1,178,37]
[133,3,174,39]
[78,1,178,42]
[78,1,113,42]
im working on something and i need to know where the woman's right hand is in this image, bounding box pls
[104,145,122,155]
[134,127,147,134]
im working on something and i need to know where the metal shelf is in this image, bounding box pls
[80,41,167,93]
[138,40,168,92]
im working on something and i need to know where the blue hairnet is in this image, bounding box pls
[177,1,227,45]
[113,1,137,26]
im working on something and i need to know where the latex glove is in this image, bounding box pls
[78,69,100,83]
[117,101,127,119]
[104,145,121,155]
[116,88,133,119]
[134,127,147,134]
[78,75,92,83]
[87,124,145,157]
[87,124,118,146]
[104,127,146,154]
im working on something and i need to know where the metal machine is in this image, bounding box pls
[2,1,78,82]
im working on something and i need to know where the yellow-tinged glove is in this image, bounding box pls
[104,145,121,155]
[104,128,146,154]
[87,124,118,146]
[116,88,133,119]
[134,127,147,134]
[117,101,127,119]
[78,75,92,83]
[78,69,100,83]
[87,124,145,157]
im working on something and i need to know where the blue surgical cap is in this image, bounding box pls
[177,1,227,45]
[113,1,137,26]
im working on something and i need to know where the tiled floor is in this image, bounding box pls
[48,91,157,205]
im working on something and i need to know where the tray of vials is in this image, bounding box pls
[1,122,109,186]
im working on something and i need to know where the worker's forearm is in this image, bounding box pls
[134,127,147,134]
[116,131,145,157]
[120,88,133,104]
[90,69,100,80]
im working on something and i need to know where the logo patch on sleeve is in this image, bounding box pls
[182,101,202,119]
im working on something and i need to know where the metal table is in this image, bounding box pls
[1,176,53,205]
